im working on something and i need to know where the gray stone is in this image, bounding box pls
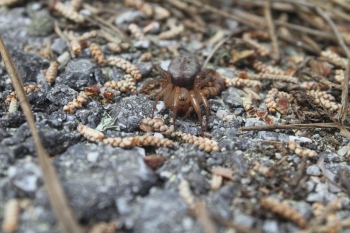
[110,95,153,132]
[132,189,199,233]
[51,38,68,55]
[52,143,157,221]
[60,59,105,90]
[115,11,146,25]
[133,40,151,49]
[46,84,78,106]
[306,165,321,176]
[8,159,42,193]
[222,87,244,108]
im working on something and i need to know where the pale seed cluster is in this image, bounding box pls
[53,1,85,24]
[8,98,18,113]
[265,88,278,113]
[250,59,285,75]
[224,77,262,88]
[139,52,152,62]
[133,135,174,147]
[180,133,220,153]
[158,24,184,40]
[89,43,107,66]
[0,0,20,7]
[75,30,98,42]
[70,0,82,11]
[44,61,58,83]
[77,124,104,142]
[334,69,345,83]
[287,141,317,158]
[261,196,307,229]
[306,90,341,113]
[139,118,175,137]
[5,84,41,105]
[124,0,153,17]
[265,88,292,114]
[107,56,142,81]
[242,33,270,57]
[104,74,136,93]
[128,23,147,40]
[70,38,81,55]
[178,179,195,210]
[107,42,121,53]
[63,91,88,114]
[1,198,20,233]
[299,81,326,90]
[251,161,273,177]
[320,50,347,68]
[248,73,298,83]
[103,135,174,148]
[243,93,254,111]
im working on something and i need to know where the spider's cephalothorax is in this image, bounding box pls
[143,55,225,132]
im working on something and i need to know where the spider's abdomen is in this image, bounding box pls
[168,55,201,89]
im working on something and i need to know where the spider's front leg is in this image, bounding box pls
[152,83,173,118]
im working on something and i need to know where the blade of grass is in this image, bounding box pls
[0,36,83,233]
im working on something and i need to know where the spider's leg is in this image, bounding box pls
[152,83,173,118]
[183,106,193,120]
[172,87,181,131]
[189,90,204,133]
[198,91,210,131]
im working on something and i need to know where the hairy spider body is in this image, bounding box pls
[143,55,225,132]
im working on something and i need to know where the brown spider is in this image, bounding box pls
[142,55,225,132]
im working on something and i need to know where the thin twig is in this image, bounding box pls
[315,6,350,122]
[264,0,280,61]
[0,36,83,233]
[239,123,350,131]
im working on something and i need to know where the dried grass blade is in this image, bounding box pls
[0,36,83,233]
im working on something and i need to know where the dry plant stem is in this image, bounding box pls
[194,201,217,233]
[302,68,342,90]
[264,0,280,61]
[315,6,350,122]
[0,36,83,233]
[84,13,129,42]
[239,123,350,131]
[54,21,74,58]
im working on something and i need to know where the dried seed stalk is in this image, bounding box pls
[104,74,136,93]
[5,84,41,105]
[261,196,307,229]
[70,0,82,11]
[77,124,104,142]
[103,135,174,148]
[243,93,254,111]
[139,52,152,62]
[45,61,58,83]
[53,1,85,24]
[108,56,142,81]
[320,50,347,68]
[128,23,147,40]
[287,141,317,158]
[306,90,341,112]
[250,59,285,75]
[181,133,220,153]
[158,24,184,40]
[75,30,98,42]
[246,73,298,83]
[90,43,107,66]
[0,0,20,7]
[107,42,121,53]
[242,33,270,57]
[63,91,88,114]
[2,199,20,233]
[139,118,175,137]
[224,77,262,88]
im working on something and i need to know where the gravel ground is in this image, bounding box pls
[1,1,350,233]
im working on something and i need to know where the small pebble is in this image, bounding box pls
[306,165,321,176]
